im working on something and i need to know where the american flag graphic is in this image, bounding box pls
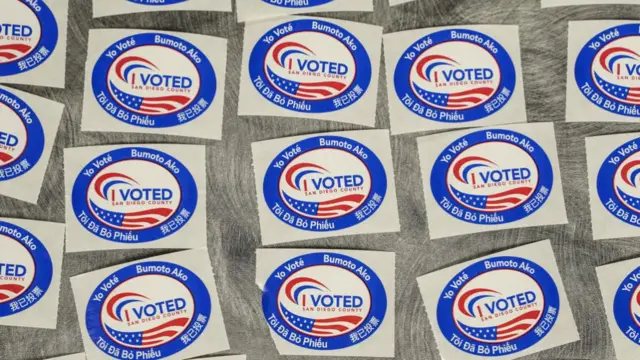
[280,303,363,336]
[594,72,640,104]
[105,292,189,347]
[450,156,532,210]
[267,41,347,100]
[110,56,191,114]
[0,284,25,302]
[282,162,366,218]
[0,44,32,62]
[617,159,640,212]
[90,172,173,229]
[457,288,540,342]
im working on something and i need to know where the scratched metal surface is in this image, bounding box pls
[1,0,639,359]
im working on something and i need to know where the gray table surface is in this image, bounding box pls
[1,0,638,359]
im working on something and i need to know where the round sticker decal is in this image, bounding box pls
[575,24,640,118]
[262,252,387,350]
[127,0,188,4]
[596,137,640,227]
[437,256,560,356]
[85,261,211,359]
[431,129,554,225]
[0,86,45,181]
[394,28,516,123]
[261,0,333,7]
[71,147,198,244]
[0,220,53,317]
[0,0,58,76]
[263,135,387,232]
[248,19,372,113]
[613,265,640,345]
[92,32,216,128]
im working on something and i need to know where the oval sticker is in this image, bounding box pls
[263,135,387,232]
[91,32,216,128]
[71,147,198,243]
[0,87,45,181]
[85,261,211,359]
[394,28,516,123]
[597,137,640,227]
[575,23,640,118]
[0,0,58,76]
[430,129,553,225]
[0,220,53,317]
[249,19,372,113]
[262,252,387,350]
[437,256,560,356]
[613,265,640,345]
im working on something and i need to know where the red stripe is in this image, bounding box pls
[298,81,346,91]
[0,284,25,293]
[297,88,333,96]
[284,163,328,190]
[115,56,157,81]
[119,223,144,229]
[284,277,327,303]
[142,339,166,346]
[309,329,336,335]
[316,211,339,216]
[448,96,484,104]
[313,324,350,331]
[272,42,314,66]
[0,294,9,300]
[497,310,540,329]
[487,187,532,198]
[415,54,459,81]
[314,315,362,324]
[445,104,471,109]
[144,330,178,341]
[122,216,162,225]
[293,93,318,99]
[94,173,138,200]
[486,197,524,205]
[106,292,148,321]
[0,52,17,60]
[599,47,640,72]
[450,87,495,97]
[485,205,508,210]
[143,317,189,334]
[456,288,498,317]
[141,102,177,111]
[320,194,365,206]
[0,152,13,162]
[452,157,496,184]
[498,323,534,336]
[318,204,353,212]
[138,107,164,114]
[143,95,191,104]
[0,44,31,52]
[124,208,173,217]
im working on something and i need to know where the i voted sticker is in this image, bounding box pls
[613,265,640,345]
[262,252,387,350]
[91,32,216,128]
[0,220,53,317]
[394,28,516,123]
[0,86,45,181]
[263,135,387,232]
[437,256,560,357]
[71,147,198,244]
[575,23,640,118]
[431,129,554,225]
[248,19,372,114]
[596,137,640,227]
[85,261,211,359]
[0,0,58,77]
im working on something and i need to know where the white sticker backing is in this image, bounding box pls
[64,144,207,252]
[44,354,86,360]
[200,356,246,360]
[71,248,230,360]
[0,85,64,204]
[597,258,640,360]
[0,218,64,329]
[93,0,232,18]
[256,248,395,357]
[543,0,640,6]
[0,0,69,88]
[236,0,373,23]
[389,0,414,5]
[586,132,640,240]
[417,240,579,360]
[252,129,400,245]
[418,123,568,239]
[566,21,640,123]
[82,29,228,140]
[383,25,527,135]
[238,16,382,127]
